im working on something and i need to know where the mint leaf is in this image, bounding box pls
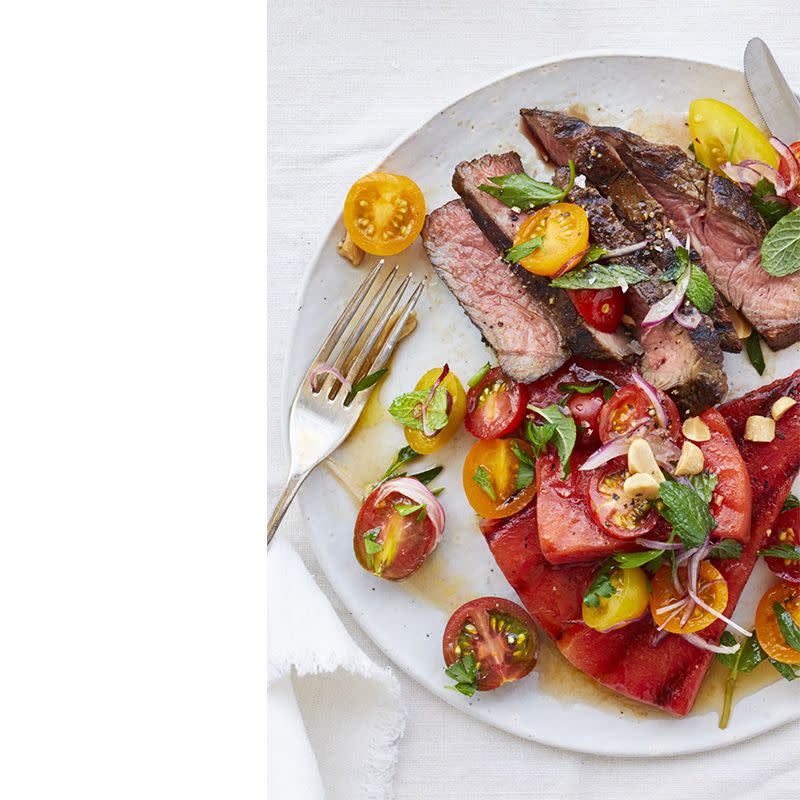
[688,471,718,504]
[409,465,443,486]
[583,560,616,608]
[472,466,496,502]
[478,160,575,210]
[718,630,764,673]
[558,381,602,395]
[773,602,800,653]
[709,539,743,560]
[467,362,492,388]
[389,386,448,432]
[511,442,536,491]
[658,479,716,549]
[395,502,425,517]
[686,263,715,313]
[578,244,608,266]
[759,543,800,560]
[524,420,556,456]
[445,653,478,697]
[344,367,388,404]
[613,550,664,569]
[661,245,690,283]
[549,261,649,290]
[783,493,800,511]
[530,404,576,477]
[752,179,791,226]
[505,236,543,264]
[770,659,799,680]
[716,631,741,670]
[378,446,420,482]
[363,528,382,557]
[744,330,765,375]
[761,208,800,276]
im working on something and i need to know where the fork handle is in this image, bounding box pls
[267,470,310,546]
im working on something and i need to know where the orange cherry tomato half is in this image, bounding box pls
[650,560,728,634]
[462,437,536,519]
[756,582,800,664]
[343,172,426,256]
[511,202,589,276]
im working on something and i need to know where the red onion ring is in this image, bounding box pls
[600,241,649,259]
[641,263,691,328]
[673,303,702,329]
[664,230,684,250]
[720,161,764,189]
[770,137,798,192]
[683,632,740,655]
[631,371,668,428]
[739,159,788,196]
[421,364,449,436]
[374,477,446,548]
[309,363,352,394]
[636,538,682,551]
[578,436,632,472]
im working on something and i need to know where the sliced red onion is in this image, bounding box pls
[656,604,686,632]
[656,597,691,616]
[683,632,740,655]
[636,538,682,550]
[421,364,449,436]
[374,477,446,548]
[650,628,669,648]
[600,240,649,259]
[664,230,684,250]
[739,159,788,196]
[631,371,668,427]
[771,137,799,192]
[720,161,763,188]
[641,264,691,328]
[673,303,702,329]
[309,363,352,394]
[679,598,697,628]
[578,437,631,472]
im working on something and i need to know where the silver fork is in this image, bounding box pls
[267,260,425,546]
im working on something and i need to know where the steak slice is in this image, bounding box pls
[422,200,568,382]
[451,152,638,364]
[483,368,800,715]
[599,124,800,350]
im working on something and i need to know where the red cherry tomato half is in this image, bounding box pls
[567,287,625,333]
[465,367,527,440]
[587,459,659,540]
[442,597,539,692]
[598,383,681,443]
[353,479,441,580]
[764,507,800,583]
[566,388,606,449]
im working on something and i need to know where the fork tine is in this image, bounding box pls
[308,259,385,377]
[335,273,413,400]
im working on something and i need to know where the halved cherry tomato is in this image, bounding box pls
[650,560,728,634]
[582,565,649,632]
[755,582,800,664]
[778,141,800,207]
[464,367,527,440]
[343,172,426,256]
[764,507,800,583]
[598,383,681,442]
[587,460,658,539]
[511,202,589,276]
[689,98,778,174]
[353,479,442,580]
[443,596,538,691]
[567,287,624,333]
[565,388,605,449]
[404,367,466,454]
[462,437,536,519]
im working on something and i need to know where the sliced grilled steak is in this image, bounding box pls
[520,109,730,415]
[422,200,568,382]
[599,124,800,349]
[451,152,638,364]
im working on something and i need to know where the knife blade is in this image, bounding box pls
[744,37,800,143]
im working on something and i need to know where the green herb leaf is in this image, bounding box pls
[578,244,609,266]
[658,478,717,549]
[363,528,382,555]
[549,261,650,290]
[511,442,536,491]
[472,466,496,502]
[759,543,800,560]
[716,631,741,669]
[529,404,576,477]
[686,263,715,313]
[612,550,664,569]
[709,539,743,560]
[478,160,575,211]
[395,502,425,517]
[379,446,420,482]
[761,208,800,276]
[410,465,443,486]
[752,179,792,227]
[505,236,543,264]
[688,471,719,504]
[687,141,696,154]
[558,381,602,395]
[773,602,800,653]
[782,493,800,511]
[430,486,445,496]
[744,330,766,375]
[770,659,799,681]
[467,362,492,388]
[444,653,478,697]
[344,367,389,404]
[389,386,448,432]
[524,420,556,457]
[738,632,767,673]
[583,559,616,608]
[661,245,690,283]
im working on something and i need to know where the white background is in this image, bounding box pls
[269,1,800,798]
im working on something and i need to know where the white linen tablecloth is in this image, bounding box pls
[268,2,800,796]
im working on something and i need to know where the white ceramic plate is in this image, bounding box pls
[282,54,800,756]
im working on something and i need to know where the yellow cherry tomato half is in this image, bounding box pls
[343,172,426,256]
[650,560,728,634]
[756,582,800,665]
[511,202,589,277]
[404,368,466,454]
[689,98,778,174]
[462,437,537,519]
[582,565,649,632]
